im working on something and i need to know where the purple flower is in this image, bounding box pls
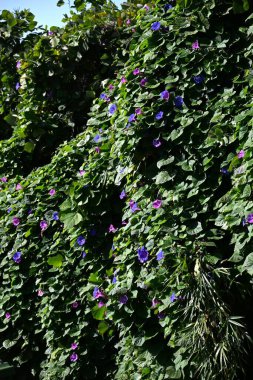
[100,93,108,100]
[109,224,117,233]
[151,21,161,31]
[16,61,21,69]
[77,236,86,246]
[119,295,128,304]
[129,200,140,212]
[109,104,117,115]
[121,77,127,84]
[93,287,105,299]
[79,169,85,176]
[155,111,163,120]
[82,251,86,258]
[137,246,149,263]
[15,82,20,90]
[52,212,59,221]
[13,251,21,263]
[120,190,126,199]
[192,40,200,50]
[160,90,170,100]
[143,4,150,11]
[72,301,79,309]
[1,177,7,182]
[128,113,136,123]
[112,275,117,284]
[247,214,253,224]
[174,96,184,108]
[7,208,12,213]
[140,78,147,86]
[237,150,245,159]
[153,199,162,208]
[70,352,78,362]
[108,84,114,90]
[94,134,101,143]
[5,312,11,319]
[193,75,204,84]
[48,31,54,36]
[164,4,173,11]
[158,312,165,319]
[135,108,142,115]
[90,229,96,236]
[12,217,20,226]
[156,250,164,261]
[16,183,22,190]
[170,293,176,302]
[220,167,230,176]
[98,301,105,308]
[71,342,78,350]
[133,68,140,75]
[49,188,56,196]
[95,147,100,153]
[28,208,33,215]
[37,289,44,296]
[153,139,161,148]
[151,298,160,308]
[242,217,246,227]
[126,19,131,25]
[40,220,48,230]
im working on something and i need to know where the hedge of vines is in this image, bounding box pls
[1,0,253,379]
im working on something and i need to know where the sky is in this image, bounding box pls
[0,0,122,27]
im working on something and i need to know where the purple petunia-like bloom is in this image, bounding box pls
[16,61,21,69]
[77,236,86,246]
[133,68,140,75]
[140,78,148,86]
[109,224,117,233]
[155,111,164,120]
[135,108,142,115]
[153,199,162,208]
[95,146,100,153]
[120,190,126,199]
[72,301,79,309]
[121,77,127,84]
[170,293,177,302]
[52,212,59,221]
[1,177,7,182]
[160,90,170,100]
[153,139,162,148]
[237,150,245,159]
[247,214,253,224]
[16,183,22,190]
[13,251,21,263]
[98,301,105,308]
[40,220,48,231]
[94,134,101,143]
[12,217,20,226]
[93,287,105,299]
[71,342,78,350]
[151,21,161,31]
[129,200,140,212]
[70,352,78,362]
[100,93,109,101]
[128,113,136,123]
[137,246,149,263]
[49,188,56,196]
[109,104,117,115]
[193,75,205,84]
[192,40,200,50]
[174,96,184,108]
[156,250,164,261]
[119,295,128,304]
[5,312,11,319]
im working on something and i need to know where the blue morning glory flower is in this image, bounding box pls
[100,93,107,100]
[82,251,86,258]
[174,96,184,108]
[119,295,128,304]
[137,247,149,263]
[170,293,176,302]
[151,22,161,31]
[128,113,136,122]
[120,190,126,199]
[109,104,117,115]
[193,75,205,84]
[52,212,59,221]
[77,236,86,246]
[13,251,21,263]
[112,275,117,284]
[164,4,173,11]
[94,134,101,143]
[155,111,164,120]
[156,250,164,261]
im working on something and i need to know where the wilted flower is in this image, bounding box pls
[120,190,126,199]
[151,21,161,31]
[71,343,78,350]
[77,236,86,246]
[129,200,140,212]
[119,295,128,304]
[153,139,161,148]
[16,82,20,90]
[193,75,205,84]
[95,147,100,153]
[49,189,56,196]
[109,104,117,115]
[143,4,150,11]
[108,84,114,90]
[140,78,147,86]
[137,246,149,263]
[37,289,44,297]
[156,250,164,261]
[128,113,136,122]
[52,212,59,221]
[16,183,22,190]
[12,217,20,226]
[13,251,21,263]
[237,150,245,159]
[151,298,160,308]
[98,301,105,308]
[40,220,48,230]
[70,353,78,362]
[153,199,162,208]
[109,224,117,233]
[174,96,184,108]
[93,287,105,299]
[192,40,200,50]
[72,301,79,309]
[133,68,140,75]
[160,90,169,100]
[155,111,163,120]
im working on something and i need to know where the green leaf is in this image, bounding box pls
[24,142,35,153]
[61,212,83,230]
[155,171,172,184]
[98,321,109,335]
[242,253,253,275]
[92,305,106,320]
[47,254,63,268]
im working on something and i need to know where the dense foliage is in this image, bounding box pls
[1,0,253,379]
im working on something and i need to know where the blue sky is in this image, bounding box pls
[0,0,122,27]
